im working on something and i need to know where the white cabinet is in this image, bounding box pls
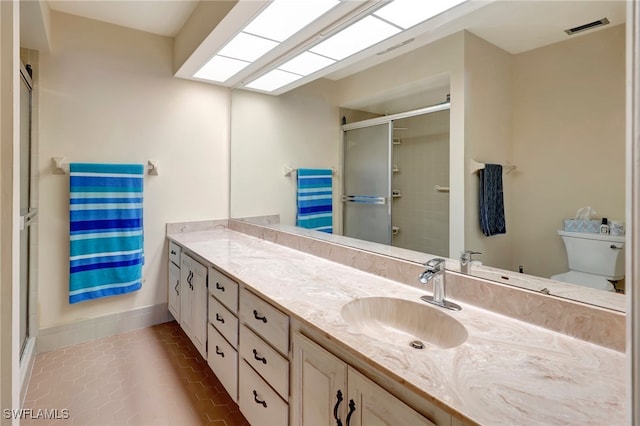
[208,323,238,402]
[168,260,181,322]
[347,368,435,426]
[291,333,347,426]
[180,253,208,359]
[238,287,290,425]
[207,266,240,402]
[168,241,182,322]
[292,332,436,426]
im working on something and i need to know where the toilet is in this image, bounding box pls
[550,230,625,291]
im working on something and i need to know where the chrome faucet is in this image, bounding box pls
[419,258,461,311]
[460,250,481,274]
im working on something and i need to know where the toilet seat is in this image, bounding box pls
[550,271,615,291]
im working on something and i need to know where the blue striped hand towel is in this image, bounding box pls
[296,168,333,233]
[69,163,144,304]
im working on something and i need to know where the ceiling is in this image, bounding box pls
[47,0,199,37]
[41,0,626,94]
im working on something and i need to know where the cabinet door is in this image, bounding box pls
[291,333,348,426]
[180,256,193,338]
[168,261,181,322]
[191,262,208,359]
[346,368,436,426]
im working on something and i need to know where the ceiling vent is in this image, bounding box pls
[564,18,609,35]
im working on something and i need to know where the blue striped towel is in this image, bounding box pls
[69,163,144,304]
[296,168,333,233]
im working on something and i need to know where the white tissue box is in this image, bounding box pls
[563,219,600,233]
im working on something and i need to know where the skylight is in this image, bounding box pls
[373,0,467,30]
[243,0,340,42]
[309,15,401,61]
[193,0,469,92]
[245,69,302,92]
[193,0,339,84]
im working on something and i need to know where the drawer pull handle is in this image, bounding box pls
[253,310,268,323]
[215,313,225,323]
[333,390,343,426]
[215,346,224,358]
[346,399,356,426]
[216,282,225,291]
[252,390,267,408]
[170,250,176,255]
[611,244,623,250]
[174,279,180,296]
[252,349,267,364]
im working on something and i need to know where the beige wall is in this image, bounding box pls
[0,0,22,417]
[37,12,230,329]
[230,80,340,228]
[511,25,625,278]
[463,32,515,270]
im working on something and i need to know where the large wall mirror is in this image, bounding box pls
[230,0,627,312]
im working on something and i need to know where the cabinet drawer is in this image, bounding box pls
[208,324,238,402]
[240,288,289,356]
[168,241,181,266]
[240,324,289,400]
[209,295,238,348]
[209,267,239,313]
[239,360,288,426]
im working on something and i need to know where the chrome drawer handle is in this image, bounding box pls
[252,349,267,364]
[253,390,267,408]
[215,313,225,324]
[253,310,267,323]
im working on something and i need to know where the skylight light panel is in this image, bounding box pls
[278,51,335,76]
[194,55,250,82]
[245,69,302,92]
[217,32,279,62]
[243,0,340,42]
[310,16,401,61]
[373,0,467,29]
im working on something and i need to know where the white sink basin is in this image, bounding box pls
[340,297,468,349]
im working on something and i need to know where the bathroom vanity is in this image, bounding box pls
[167,222,625,425]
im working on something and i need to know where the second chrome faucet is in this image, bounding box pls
[419,258,462,311]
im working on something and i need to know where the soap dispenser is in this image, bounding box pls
[600,218,610,234]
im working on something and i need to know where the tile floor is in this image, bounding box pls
[23,321,250,426]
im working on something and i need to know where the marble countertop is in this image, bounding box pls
[168,229,626,425]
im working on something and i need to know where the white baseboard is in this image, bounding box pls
[36,303,172,353]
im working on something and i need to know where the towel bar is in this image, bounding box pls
[52,157,159,175]
[470,159,516,175]
[284,165,336,176]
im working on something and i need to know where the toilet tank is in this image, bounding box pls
[557,230,625,279]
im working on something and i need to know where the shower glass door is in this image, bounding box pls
[342,123,391,245]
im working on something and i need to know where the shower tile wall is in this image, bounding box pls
[392,111,450,256]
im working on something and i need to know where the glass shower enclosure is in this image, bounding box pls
[341,102,451,255]
[342,123,392,245]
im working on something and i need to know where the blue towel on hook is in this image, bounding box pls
[296,168,333,233]
[479,164,506,237]
[69,163,144,304]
